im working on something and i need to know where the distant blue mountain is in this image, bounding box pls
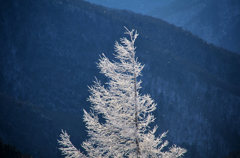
[0,0,240,158]
[86,0,240,54]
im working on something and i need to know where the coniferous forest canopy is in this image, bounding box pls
[0,0,240,158]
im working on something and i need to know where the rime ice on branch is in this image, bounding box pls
[58,28,187,158]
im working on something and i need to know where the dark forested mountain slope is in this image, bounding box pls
[0,0,240,158]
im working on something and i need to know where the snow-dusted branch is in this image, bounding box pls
[58,130,86,158]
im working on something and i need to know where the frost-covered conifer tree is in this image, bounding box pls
[58,28,186,158]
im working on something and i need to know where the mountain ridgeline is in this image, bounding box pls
[0,0,240,158]
[86,0,240,54]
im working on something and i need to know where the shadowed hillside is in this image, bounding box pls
[0,0,240,157]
